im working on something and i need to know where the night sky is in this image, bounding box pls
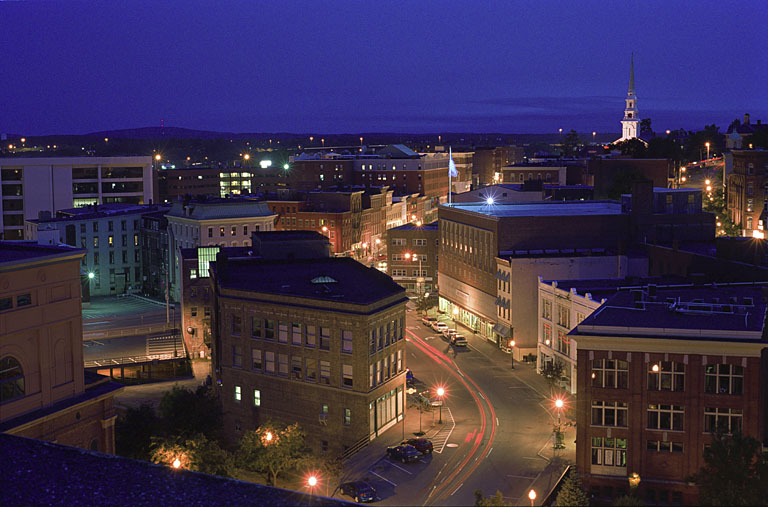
[2,0,766,135]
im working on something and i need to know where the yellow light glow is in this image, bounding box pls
[546,339,551,346]
[155,154,161,161]
[705,179,711,185]
[307,475,318,487]
[753,230,765,239]
[436,387,445,397]
[529,490,537,501]
[265,431,273,442]
[681,176,686,182]
[322,226,328,232]
[416,220,422,227]
[555,398,564,409]
[172,458,181,469]
[244,154,250,160]
[706,185,712,192]
[652,364,659,373]
[20,138,26,143]
[375,238,381,244]
[404,253,411,259]
[452,307,459,316]
[509,339,515,348]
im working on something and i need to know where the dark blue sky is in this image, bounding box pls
[2,0,766,135]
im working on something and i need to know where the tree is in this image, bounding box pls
[561,130,581,157]
[237,421,308,486]
[115,403,160,460]
[554,470,590,507]
[541,360,565,387]
[415,294,435,315]
[150,434,235,477]
[474,489,509,506]
[157,385,222,439]
[689,429,768,506]
[640,118,653,135]
[614,138,647,158]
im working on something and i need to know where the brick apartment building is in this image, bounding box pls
[386,222,439,294]
[210,255,408,456]
[0,241,123,453]
[725,149,768,237]
[572,284,768,505]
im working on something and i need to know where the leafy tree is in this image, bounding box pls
[150,433,235,477]
[689,429,768,506]
[415,294,435,315]
[541,360,565,387]
[554,470,590,507]
[614,138,648,158]
[728,118,741,132]
[561,130,581,157]
[474,489,509,506]
[115,403,160,460]
[646,137,683,162]
[157,385,222,439]
[237,421,308,486]
[640,118,653,134]
[750,128,768,149]
[606,169,650,200]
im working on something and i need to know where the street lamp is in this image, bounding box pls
[509,339,515,369]
[628,472,641,496]
[705,142,711,160]
[554,397,564,425]
[88,272,95,280]
[172,458,181,469]
[436,386,445,424]
[528,489,537,507]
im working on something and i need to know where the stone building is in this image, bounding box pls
[386,222,439,294]
[0,241,122,452]
[210,255,408,456]
[725,149,768,237]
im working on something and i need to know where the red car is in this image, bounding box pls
[402,437,433,454]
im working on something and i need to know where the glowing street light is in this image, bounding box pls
[528,489,537,507]
[705,141,711,159]
[651,363,660,373]
[554,397,564,425]
[264,431,273,443]
[705,179,711,185]
[486,197,494,205]
[172,458,181,469]
[243,153,250,160]
[88,272,95,280]
[509,339,516,369]
[307,475,318,487]
[283,163,289,170]
[360,136,364,146]
[155,154,162,161]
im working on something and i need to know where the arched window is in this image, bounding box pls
[0,356,25,403]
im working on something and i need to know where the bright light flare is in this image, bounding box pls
[307,475,318,487]
[528,490,537,501]
[554,398,564,409]
[172,458,181,469]
[88,272,95,279]
[652,364,660,373]
[486,197,494,205]
[436,387,445,397]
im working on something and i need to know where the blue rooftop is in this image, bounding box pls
[442,201,622,218]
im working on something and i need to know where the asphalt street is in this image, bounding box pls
[337,305,574,506]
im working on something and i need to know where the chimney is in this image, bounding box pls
[744,113,751,125]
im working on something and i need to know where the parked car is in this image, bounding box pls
[386,444,422,463]
[432,322,448,333]
[451,334,468,347]
[422,316,437,326]
[442,328,458,340]
[402,437,433,454]
[339,481,378,503]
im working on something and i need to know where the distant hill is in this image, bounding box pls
[85,126,242,139]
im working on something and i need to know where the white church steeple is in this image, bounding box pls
[618,53,640,141]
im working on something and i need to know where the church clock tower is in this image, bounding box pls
[619,54,639,141]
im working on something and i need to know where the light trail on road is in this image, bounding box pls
[405,329,498,505]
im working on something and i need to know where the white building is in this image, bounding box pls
[166,198,277,299]
[0,156,153,240]
[615,54,640,143]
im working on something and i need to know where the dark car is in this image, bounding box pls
[402,437,433,454]
[339,481,377,503]
[386,444,422,463]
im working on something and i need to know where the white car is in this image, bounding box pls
[433,322,448,333]
[443,328,458,339]
[451,334,468,347]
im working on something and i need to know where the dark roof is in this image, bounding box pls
[574,284,768,340]
[179,246,255,260]
[0,433,351,506]
[31,205,163,223]
[541,276,691,301]
[390,222,438,231]
[213,257,405,305]
[0,241,84,266]
[253,230,327,241]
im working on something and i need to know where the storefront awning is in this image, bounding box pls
[493,323,510,337]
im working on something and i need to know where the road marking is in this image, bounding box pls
[369,470,396,487]
[496,417,499,426]
[431,407,456,454]
[506,474,537,479]
[388,461,413,475]
[486,447,493,458]
[464,429,476,443]
[450,482,464,496]
[477,391,485,400]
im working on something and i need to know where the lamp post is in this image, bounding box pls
[528,489,537,507]
[628,472,641,497]
[705,141,711,160]
[554,397,564,425]
[509,339,515,369]
[436,386,445,424]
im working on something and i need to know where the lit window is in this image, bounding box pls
[253,389,261,407]
[234,385,241,402]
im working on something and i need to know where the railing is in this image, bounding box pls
[84,351,183,369]
[84,323,176,340]
[341,435,370,462]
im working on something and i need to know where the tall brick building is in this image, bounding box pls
[210,255,408,456]
[725,149,768,237]
[571,284,768,505]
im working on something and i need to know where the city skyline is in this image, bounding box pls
[1,0,766,135]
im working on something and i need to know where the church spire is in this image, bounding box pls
[617,53,640,142]
[628,52,635,95]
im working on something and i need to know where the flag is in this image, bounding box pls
[448,147,458,178]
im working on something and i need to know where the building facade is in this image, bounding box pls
[166,198,277,300]
[210,256,408,456]
[24,203,163,296]
[725,149,768,237]
[572,284,768,505]
[0,241,123,452]
[0,156,154,240]
[386,222,438,294]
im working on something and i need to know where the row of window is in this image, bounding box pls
[76,219,140,234]
[87,234,139,248]
[591,400,743,433]
[590,359,744,395]
[232,387,354,427]
[391,269,428,277]
[0,293,32,312]
[82,248,140,265]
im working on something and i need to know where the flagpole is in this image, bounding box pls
[448,146,452,205]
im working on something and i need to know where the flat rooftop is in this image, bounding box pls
[390,222,438,231]
[0,241,83,266]
[213,257,405,305]
[441,201,622,218]
[574,284,768,341]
